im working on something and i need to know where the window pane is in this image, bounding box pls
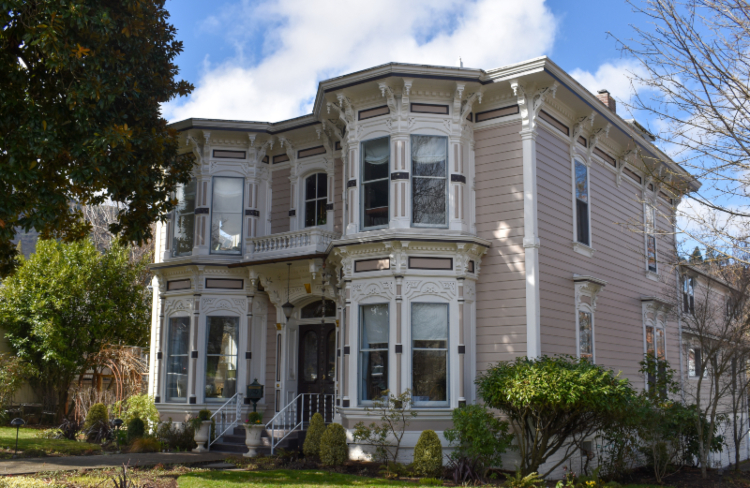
[326,330,336,381]
[413,178,446,225]
[646,325,654,357]
[575,161,588,202]
[205,316,239,401]
[360,304,389,402]
[579,311,593,360]
[363,138,390,181]
[302,331,318,382]
[166,317,190,401]
[317,173,328,199]
[172,180,196,257]
[688,348,696,377]
[647,235,657,272]
[412,303,448,405]
[363,180,389,228]
[656,328,665,359]
[576,200,589,245]
[305,201,316,228]
[306,174,317,200]
[316,200,327,226]
[211,177,243,254]
[412,136,446,177]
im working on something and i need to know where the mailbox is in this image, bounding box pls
[246,379,265,412]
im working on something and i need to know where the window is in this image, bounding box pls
[412,303,449,406]
[361,137,390,229]
[304,173,328,227]
[205,316,239,401]
[688,346,705,378]
[683,277,695,315]
[166,317,190,402]
[300,300,336,319]
[359,304,389,402]
[645,322,666,360]
[578,309,593,361]
[210,177,244,254]
[412,135,448,227]
[574,160,590,245]
[646,205,657,272]
[172,180,197,257]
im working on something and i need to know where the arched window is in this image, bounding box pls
[304,173,327,227]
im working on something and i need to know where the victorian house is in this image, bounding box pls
[147,57,709,465]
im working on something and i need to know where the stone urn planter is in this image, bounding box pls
[192,420,212,453]
[244,424,265,457]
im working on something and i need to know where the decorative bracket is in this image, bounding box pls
[615,146,638,187]
[573,274,607,311]
[510,80,559,132]
[586,123,611,161]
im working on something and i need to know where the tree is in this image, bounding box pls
[0,0,194,277]
[0,238,150,419]
[615,0,750,261]
[476,356,636,477]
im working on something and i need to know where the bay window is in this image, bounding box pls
[359,304,389,402]
[211,177,244,254]
[412,135,448,227]
[304,173,328,227]
[574,160,590,245]
[166,317,190,402]
[171,180,196,257]
[361,138,390,229]
[205,316,239,401]
[411,303,448,406]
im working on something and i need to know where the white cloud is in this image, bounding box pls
[163,0,557,123]
[569,60,648,110]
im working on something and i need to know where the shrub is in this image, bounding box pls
[84,403,109,430]
[444,403,512,481]
[413,430,443,477]
[477,356,636,477]
[156,419,195,451]
[129,436,161,453]
[126,417,145,443]
[418,479,443,486]
[0,477,62,488]
[303,412,326,458]
[117,394,160,433]
[503,469,545,488]
[352,389,417,464]
[319,423,348,466]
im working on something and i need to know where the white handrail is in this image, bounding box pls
[208,392,243,450]
[265,393,334,454]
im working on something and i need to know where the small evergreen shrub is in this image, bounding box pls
[413,430,443,477]
[126,417,145,443]
[303,412,326,458]
[129,436,161,453]
[156,419,195,451]
[418,478,443,486]
[319,423,348,466]
[118,394,160,433]
[84,403,109,430]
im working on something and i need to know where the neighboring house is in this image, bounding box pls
[147,57,742,468]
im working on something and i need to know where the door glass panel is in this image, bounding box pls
[205,317,238,401]
[326,329,335,381]
[303,331,318,382]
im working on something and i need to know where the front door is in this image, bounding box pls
[297,323,335,422]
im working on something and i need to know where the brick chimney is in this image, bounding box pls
[596,89,616,113]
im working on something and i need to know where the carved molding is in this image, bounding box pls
[510,80,559,133]
[573,274,607,311]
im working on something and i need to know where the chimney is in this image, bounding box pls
[596,89,616,113]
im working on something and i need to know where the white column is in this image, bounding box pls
[521,129,541,358]
[345,146,360,235]
[390,137,410,229]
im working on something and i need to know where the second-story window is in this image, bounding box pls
[683,276,695,315]
[362,137,390,229]
[646,204,657,272]
[645,322,666,359]
[574,159,590,246]
[211,177,244,254]
[412,135,448,227]
[305,173,328,227]
[172,179,196,257]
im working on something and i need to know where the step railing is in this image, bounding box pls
[265,393,334,454]
[208,392,243,450]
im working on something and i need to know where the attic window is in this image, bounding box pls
[298,146,326,159]
[358,106,390,121]
[273,154,290,164]
[593,147,617,167]
[213,150,246,159]
[411,103,449,115]
[475,105,519,122]
[578,136,587,147]
[623,167,642,184]
[539,110,569,135]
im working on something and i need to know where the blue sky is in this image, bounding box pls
[162,0,647,124]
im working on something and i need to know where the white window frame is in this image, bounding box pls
[571,157,593,255]
[360,137,391,231]
[203,315,240,403]
[644,202,658,274]
[165,315,191,403]
[171,179,197,257]
[644,319,667,361]
[410,134,449,229]
[576,303,595,362]
[682,276,695,315]
[209,176,245,255]
[303,172,328,228]
[358,303,390,405]
[410,302,450,408]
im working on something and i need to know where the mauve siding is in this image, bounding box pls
[264,305,277,422]
[334,157,344,234]
[271,167,290,234]
[536,126,678,384]
[474,122,527,371]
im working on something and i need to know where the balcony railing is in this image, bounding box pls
[244,228,340,260]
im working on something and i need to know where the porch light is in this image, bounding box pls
[282,263,294,321]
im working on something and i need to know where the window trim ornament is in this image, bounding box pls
[573,275,606,363]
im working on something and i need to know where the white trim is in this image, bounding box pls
[572,242,595,258]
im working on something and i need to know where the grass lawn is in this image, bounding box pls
[178,470,420,488]
[0,427,101,457]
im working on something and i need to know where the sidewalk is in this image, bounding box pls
[0,452,228,475]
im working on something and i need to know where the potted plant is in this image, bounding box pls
[190,409,212,453]
[243,411,265,457]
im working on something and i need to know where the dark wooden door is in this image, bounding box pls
[297,323,335,423]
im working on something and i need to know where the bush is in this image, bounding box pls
[303,413,326,458]
[353,389,417,465]
[503,469,544,488]
[118,394,160,433]
[413,430,443,477]
[319,423,348,466]
[444,403,512,481]
[156,419,195,451]
[418,479,443,486]
[84,403,109,430]
[0,477,62,488]
[127,417,145,443]
[129,436,161,453]
[477,356,636,477]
